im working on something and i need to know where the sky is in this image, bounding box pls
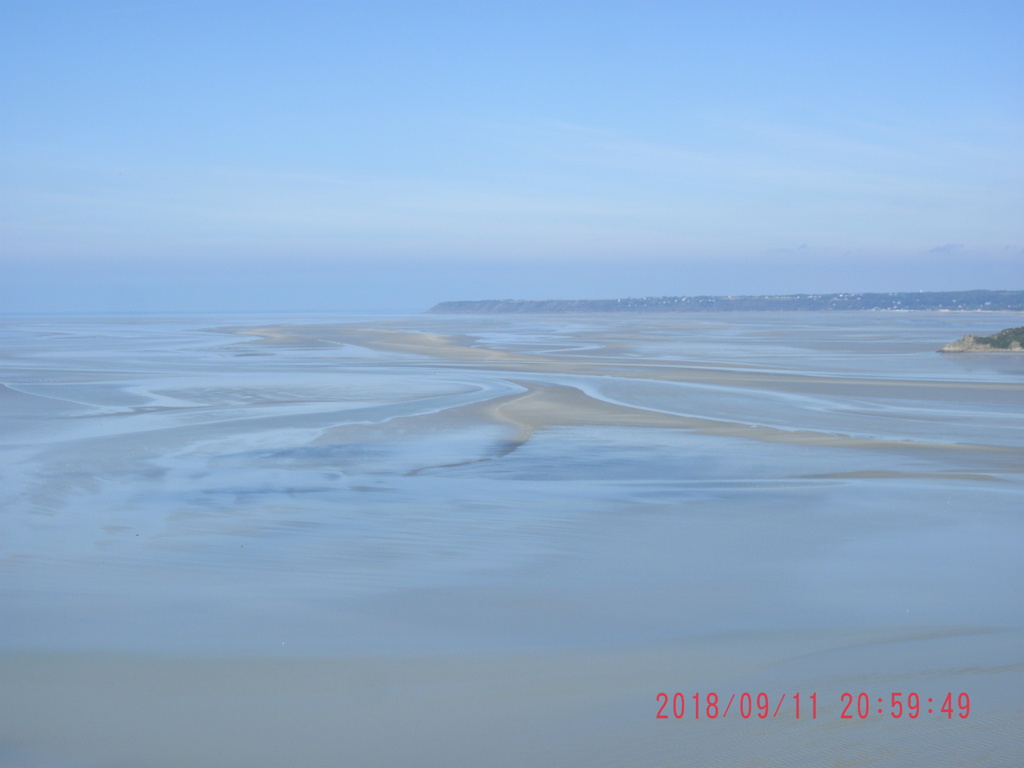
[1,0,1022,313]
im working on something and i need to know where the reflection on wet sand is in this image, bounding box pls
[1,312,1022,767]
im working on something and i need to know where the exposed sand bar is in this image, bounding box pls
[483,381,1022,457]
[235,324,1024,397]
[246,324,1024,463]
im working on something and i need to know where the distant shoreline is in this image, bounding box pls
[429,290,1024,314]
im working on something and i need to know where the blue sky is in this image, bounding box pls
[2,1,1022,313]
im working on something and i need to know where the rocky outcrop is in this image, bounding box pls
[940,327,1024,352]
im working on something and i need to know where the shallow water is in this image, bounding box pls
[1,312,1022,766]
[2,311,1022,653]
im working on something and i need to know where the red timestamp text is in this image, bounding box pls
[655,692,972,720]
[655,691,817,720]
[839,691,970,719]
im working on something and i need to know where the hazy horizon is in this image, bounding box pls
[2,1,1022,314]
[3,253,1022,316]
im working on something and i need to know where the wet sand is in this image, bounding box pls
[483,380,1021,457]
[3,627,1022,768]
[265,322,1024,474]
[2,313,1022,766]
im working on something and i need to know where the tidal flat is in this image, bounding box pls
[1,311,1022,767]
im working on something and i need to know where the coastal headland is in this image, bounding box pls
[941,326,1024,352]
[430,289,1024,313]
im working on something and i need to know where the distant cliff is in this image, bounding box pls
[429,290,1024,314]
[940,326,1024,352]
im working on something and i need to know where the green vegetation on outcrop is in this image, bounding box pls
[973,327,1024,349]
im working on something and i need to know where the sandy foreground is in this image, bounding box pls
[2,316,1022,767]
[2,627,1022,768]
